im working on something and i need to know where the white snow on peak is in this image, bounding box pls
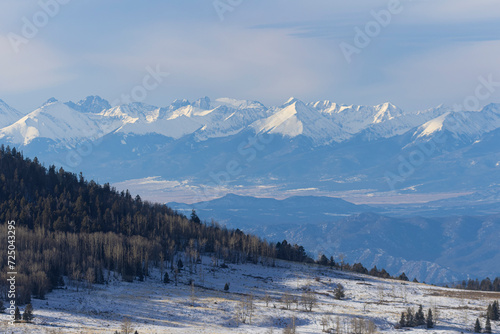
[0,101,104,145]
[251,100,346,143]
[115,98,268,140]
[415,104,500,140]
[252,101,304,137]
[212,98,265,110]
[417,112,450,137]
[373,102,403,123]
[2,95,500,147]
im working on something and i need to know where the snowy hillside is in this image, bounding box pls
[1,257,498,333]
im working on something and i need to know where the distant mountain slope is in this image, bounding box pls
[168,193,376,227]
[169,195,500,284]
[0,99,24,128]
[0,99,105,146]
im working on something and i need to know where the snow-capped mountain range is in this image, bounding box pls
[3,95,499,146]
[1,95,500,198]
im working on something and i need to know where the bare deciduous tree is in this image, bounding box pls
[120,317,134,334]
[301,289,316,312]
[321,315,331,332]
[281,292,292,310]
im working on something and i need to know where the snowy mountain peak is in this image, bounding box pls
[251,97,347,143]
[373,102,403,123]
[416,112,450,138]
[65,96,111,114]
[309,100,336,110]
[102,103,159,123]
[42,97,59,107]
[170,99,191,110]
[282,97,304,108]
[193,97,211,110]
[0,101,103,145]
[212,98,266,110]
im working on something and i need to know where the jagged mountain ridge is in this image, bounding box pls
[4,95,497,146]
[1,95,499,195]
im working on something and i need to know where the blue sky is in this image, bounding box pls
[1,0,500,113]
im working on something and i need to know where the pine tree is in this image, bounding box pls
[492,300,499,321]
[224,282,230,291]
[14,306,21,321]
[398,272,409,281]
[163,272,170,284]
[334,284,345,300]
[399,312,406,328]
[22,303,33,322]
[485,316,492,334]
[190,209,201,224]
[406,308,415,327]
[416,305,425,326]
[318,254,328,266]
[426,309,434,329]
[474,318,482,333]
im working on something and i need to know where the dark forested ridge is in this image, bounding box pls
[0,146,277,304]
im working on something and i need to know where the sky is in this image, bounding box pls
[1,0,500,113]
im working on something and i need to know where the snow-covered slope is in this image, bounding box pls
[252,98,347,144]
[0,99,105,145]
[414,103,500,142]
[308,101,447,139]
[115,97,268,140]
[0,99,24,128]
[1,256,498,334]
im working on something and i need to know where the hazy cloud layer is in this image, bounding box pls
[1,0,500,113]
